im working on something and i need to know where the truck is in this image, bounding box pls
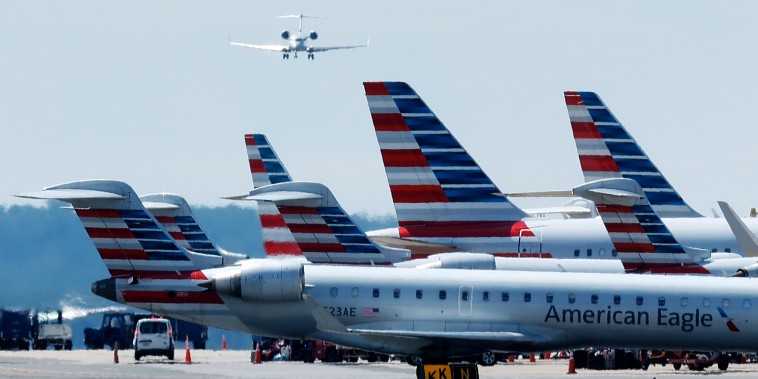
[31,309,72,350]
[84,312,207,350]
[0,309,32,350]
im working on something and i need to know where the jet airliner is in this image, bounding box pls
[230,14,368,60]
[18,179,758,371]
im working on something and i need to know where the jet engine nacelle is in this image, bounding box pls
[309,31,318,40]
[734,262,758,277]
[212,260,304,303]
[281,30,290,40]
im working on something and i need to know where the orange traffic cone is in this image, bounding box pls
[567,356,577,374]
[530,353,536,363]
[222,335,227,351]
[184,335,192,364]
[113,340,119,364]
[508,354,515,363]
[253,341,262,364]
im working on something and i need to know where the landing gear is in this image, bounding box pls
[282,53,290,59]
[307,53,314,60]
[478,352,497,366]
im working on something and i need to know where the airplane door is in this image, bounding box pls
[517,229,543,257]
[458,286,472,316]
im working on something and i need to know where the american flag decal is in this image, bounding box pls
[362,307,380,317]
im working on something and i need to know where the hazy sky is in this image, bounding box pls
[2,1,757,216]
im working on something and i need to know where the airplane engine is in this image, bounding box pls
[733,262,758,277]
[281,30,290,40]
[211,260,304,303]
[309,31,318,40]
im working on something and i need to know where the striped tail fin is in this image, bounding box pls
[564,91,702,218]
[248,181,410,265]
[573,178,710,274]
[245,133,292,188]
[16,180,222,279]
[364,82,532,253]
[141,193,247,264]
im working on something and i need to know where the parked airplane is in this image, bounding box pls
[573,178,758,275]
[362,81,758,271]
[18,180,758,371]
[230,14,368,60]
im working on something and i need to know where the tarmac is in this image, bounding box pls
[1,350,758,378]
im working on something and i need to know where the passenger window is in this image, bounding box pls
[591,294,598,304]
[462,291,469,301]
[330,287,338,297]
[658,297,666,306]
[573,249,580,257]
[546,293,553,303]
[599,249,606,257]
[372,288,380,298]
[501,292,510,302]
[351,287,359,297]
[568,293,576,304]
[393,289,401,299]
[636,296,643,306]
[722,299,730,308]
[483,291,490,301]
[524,293,532,302]
[611,249,618,257]
[744,299,752,309]
[439,290,447,300]
[725,248,732,253]
[711,248,718,253]
[586,248,592,257]
[613,295,620,305]
[416,289,423,299]
[703,298,711,307]
[680,297,688,307]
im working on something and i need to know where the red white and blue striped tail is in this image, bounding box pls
[248,181,410,265]
[564,91,702,218]
[141,193,247,265]
[364,82,534,249]
[16,180,223,279]
[573,178,710,274]
[245,133,292,189]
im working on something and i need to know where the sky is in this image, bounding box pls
[2,1,758,217]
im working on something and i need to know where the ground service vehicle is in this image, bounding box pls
[32,309,72,350]
[85,312,207,350]
[133,318,174,360]
[0,309,31,350]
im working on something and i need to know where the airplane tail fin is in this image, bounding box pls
[573,178,709,274]
[141,193,248,264]
[246,181,410,265]
[17,180,222,279]
[245,133,292,189]
[364,82,529,239]
[564,91,701,218]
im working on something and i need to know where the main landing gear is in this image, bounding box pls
[307,53,314,60]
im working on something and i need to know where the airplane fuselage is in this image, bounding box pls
[103,262,758,358]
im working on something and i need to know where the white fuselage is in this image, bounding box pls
[122,262,758,358]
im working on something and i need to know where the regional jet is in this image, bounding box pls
[17,179,758,372]
[362,82,758,272]
[229,14,368,60]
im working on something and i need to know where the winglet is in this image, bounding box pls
[717,201,758,258]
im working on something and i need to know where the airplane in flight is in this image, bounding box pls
[17,179,758,371]
[362,81,758,273]
[229,14,368,60]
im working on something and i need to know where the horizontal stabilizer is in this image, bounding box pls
[500,190,575,198]
[718,201,758,258]
[523,206,593,217]
[141,201,181,211]
[16,189,125,201]
[572,179,643,207]
[244,190,324,203]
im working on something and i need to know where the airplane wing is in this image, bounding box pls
[229,42,289,52]
[308,42,368,52]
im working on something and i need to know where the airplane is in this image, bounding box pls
[17,180,758,371]
[572,178,758,275]
[229,14,368,60]
[362,81,758,274]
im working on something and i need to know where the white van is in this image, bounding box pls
[133,318,174,360]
